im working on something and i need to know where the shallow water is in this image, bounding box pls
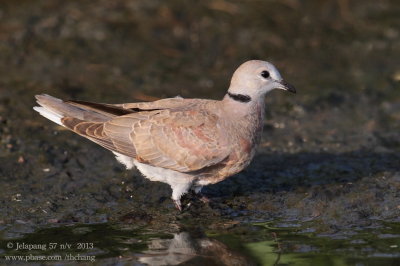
[1,221,400,265]
[0,0,399,265]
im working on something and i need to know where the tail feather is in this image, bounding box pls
[33,106,63,126]
[33,94,138,160]
[33,94,129,156]
[34,94,113,122]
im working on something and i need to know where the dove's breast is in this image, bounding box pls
[196,102,265,185]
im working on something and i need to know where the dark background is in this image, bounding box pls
[0,0,399,242]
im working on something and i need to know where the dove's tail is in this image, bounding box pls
[33,94,133,127]
[34,94,138,159]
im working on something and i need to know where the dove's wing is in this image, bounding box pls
[127,109,230,172]
[62,108,230,173]
[35,94,230,172]
[113,97,196,111]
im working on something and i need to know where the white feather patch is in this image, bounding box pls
[112,152,134,169]
[33,106,63,126]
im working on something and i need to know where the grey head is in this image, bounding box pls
[227,60,296,103]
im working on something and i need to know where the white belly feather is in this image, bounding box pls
[113,152,195,201]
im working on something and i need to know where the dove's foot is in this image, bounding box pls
[191,186,210,204]
[188,190,212,206]
[174,199,193,212]
[199,194,210,203]
[174,200,182,212]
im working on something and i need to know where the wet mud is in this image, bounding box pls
[0,0,399,265]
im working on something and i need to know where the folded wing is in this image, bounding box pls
[124,109,230,172]
[64,109,230,172]
[35,94,230,173]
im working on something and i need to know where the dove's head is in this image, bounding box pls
[227,60,296,103]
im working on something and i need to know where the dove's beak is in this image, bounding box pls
[276,80,296,93]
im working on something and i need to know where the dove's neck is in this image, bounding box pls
[226,92,251,103]
[222,92,265,122]
[221,93,265,148]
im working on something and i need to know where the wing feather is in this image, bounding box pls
[58,100,229,173]
[129,109,230,172]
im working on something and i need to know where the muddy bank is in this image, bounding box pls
[0,0,399,264]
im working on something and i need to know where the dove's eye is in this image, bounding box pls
[261,71,270,79]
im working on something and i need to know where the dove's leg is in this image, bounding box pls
[133,160,193,211]
[193,186,203,194]
[192,185,210,203]
[171,182,192,211]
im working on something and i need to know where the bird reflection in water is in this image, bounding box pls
[138,232,255,266]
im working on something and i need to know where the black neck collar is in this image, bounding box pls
[227,92,251,103]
